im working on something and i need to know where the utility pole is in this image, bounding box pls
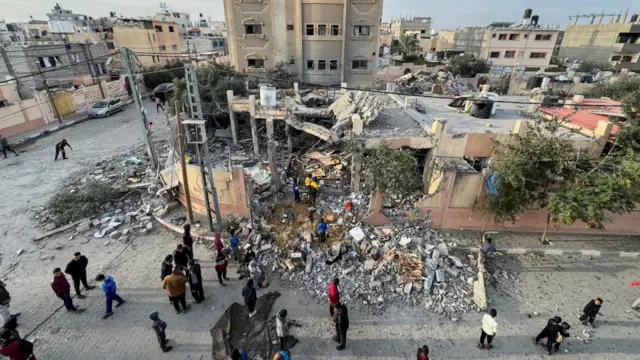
[175,101,194,224]
[185,63,222,232]
[84,43,106,99]
[122,47,157,169]
[192,42,198,67]
[37,66,62,124]
[0,47,21,92]
[186,38,192,63]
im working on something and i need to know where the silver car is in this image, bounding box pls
[88,98,125,118]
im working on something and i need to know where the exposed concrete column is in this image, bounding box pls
[226,90,238,146]
[294,82,301,103]
[423,118,447,192]
[592,120,614,156]
[350,158,362,192]
[266,117,282,189]
[285,124,292,154]
[341,82,348,94]
[249,95,259,156]
[352,114,363,135]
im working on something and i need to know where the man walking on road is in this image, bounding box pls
[95,274,125,319]
[54,139,72,161]
[163,268,189,314]
[188,260,205,303]
[64,252,95,299]
[328,278,340,317]
[332,302,349,351]
[51,268,84,313]
[580,298,603,327]
[0,134,18,158]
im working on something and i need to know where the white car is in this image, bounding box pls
[88,98,125,118]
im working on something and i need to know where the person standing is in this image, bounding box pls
[160,255,173,281]
[231,348,249,360]
[416,345,429,360]
[64,252,95,299]
[248,260,261,290]
[51,268,84,314]
[478,308,498,349]
[54,139,72,161]
[156,96,164,113]
[0,328,35,360]
[276,309,290,350]
[332,302,349,350]
[230,231,241,262]
[215,252,229,286]
[162,268,189,314]
[183,224,194,259]
[242,279,257,318]
[0,134,18,159]
[292,177,301,203]
[580,298,603,327]
[551,322,571,354]
[149,311,173,353]
[173,244,190,269]
[534,316,562,355]
[317,218,328,242]
[188,260,205,303]
[328,278,340,317]
[95,274,125,319]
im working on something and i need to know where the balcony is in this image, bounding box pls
[621,43,640,53]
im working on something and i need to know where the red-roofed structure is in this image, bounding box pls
[539,98,625,141]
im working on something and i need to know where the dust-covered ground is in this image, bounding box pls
[0,100,639,359]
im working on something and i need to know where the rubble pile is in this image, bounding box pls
[393,71,472,95]
[33,143,173,241]
[328,91,398,137]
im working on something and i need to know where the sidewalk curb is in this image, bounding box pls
[12,99,134,149]
[460,247,640,257]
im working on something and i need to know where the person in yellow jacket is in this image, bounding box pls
[305,174,319,204]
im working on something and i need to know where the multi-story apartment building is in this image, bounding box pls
[154,11,192,37]
[388,16,432,38]
[223,0,384,88]
[558,12,640,72]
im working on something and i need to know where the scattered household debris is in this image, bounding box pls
[393,71,472,95]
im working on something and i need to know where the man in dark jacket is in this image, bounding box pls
[173,245,190,279]
[161,255,173,281]
[332,302,349,350]
[54,139,72,161]
[64,252,95,299]
[149,311,172,353]
[0,134,18,158]
[534,316,562,355]
[242,279,257,318]
[580,298,603,326]
[183,224,194,259]
[188,260,205,303]
[51,268,84,313]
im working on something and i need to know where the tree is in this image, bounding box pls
[397,34,422,56]
[448,55,489,78]
[483,120,640,241]
[586,76,640,101]
[143,59,186,90]
[265,62,298,89]
[576,60,614,73]
[346,141,420,198]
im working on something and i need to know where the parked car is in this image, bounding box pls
[148,83,175,102]
[88,98,125,118]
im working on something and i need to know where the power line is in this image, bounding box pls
[130,53,627,108]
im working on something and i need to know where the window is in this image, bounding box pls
[306,60,314,69]
[330,25,340,36]
[616,32,639,44]
[509,34,519,40]
[247,59,264,68]
[504,51,515,58]
[318,60,326,70]
[611,55,622,61]
[182,24,185,28]
[287,24,294,31]
[318,24,327,36]
[172,44,178,50]
[622,55,633,62]
[498,34,507,40]
[529,52,547,59]
[169,26,174,32]
[155,25,163,32]
[107,42,115,50]
[351,59,368,70]
[289,58,295,64]
[213,41,219,47]
[489,51,500,58]
[48,56,58,67]
[535,34,552,41]
[219,39,225,46]
[330,60,338,70]
[492,33,496,38]
[306,24,315,36]
[159,45,167,51]
[245,25,262,34]
[353,26,371,36]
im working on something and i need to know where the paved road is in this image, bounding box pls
[1,101,639,359]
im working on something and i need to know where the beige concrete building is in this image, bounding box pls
[223,0,383,88]
[558,14,640,72]
[389,16,432,38]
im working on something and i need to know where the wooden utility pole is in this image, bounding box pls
[37,66,62,123]
[84,43,106,99]
[175,101,194,224]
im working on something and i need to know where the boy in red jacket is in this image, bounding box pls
[328,278,340,316]
[0,328,35,360]
[50,268,84,313]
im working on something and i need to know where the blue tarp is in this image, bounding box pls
[485,172,499,196]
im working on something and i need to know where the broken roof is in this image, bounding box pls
[539,98,623,140]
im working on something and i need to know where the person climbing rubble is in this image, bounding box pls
[317,218,328,242]
[480,232,497,255]
[305,174,319,204]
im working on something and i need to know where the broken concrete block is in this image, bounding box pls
[90,219,101,228]
[360,241,370,252]
[302,230,313,242]
[369,280,382,290]
[349,227,365,242]
[403,282,413,295]
[398,236,412,247]
[122,228,130,236]
[139,216,152,222]
[260,243,273,252]
[445,267,459,278]
[436,243,449,256]
[154,207,168,218]
[305,257,313,274]
[448,255,464,268]
[436,269,445,283]
[146,222,153,231]
[44,223,57,231]
[364,259,376,271]
[109,231,121,239]
[284,260,295,271]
